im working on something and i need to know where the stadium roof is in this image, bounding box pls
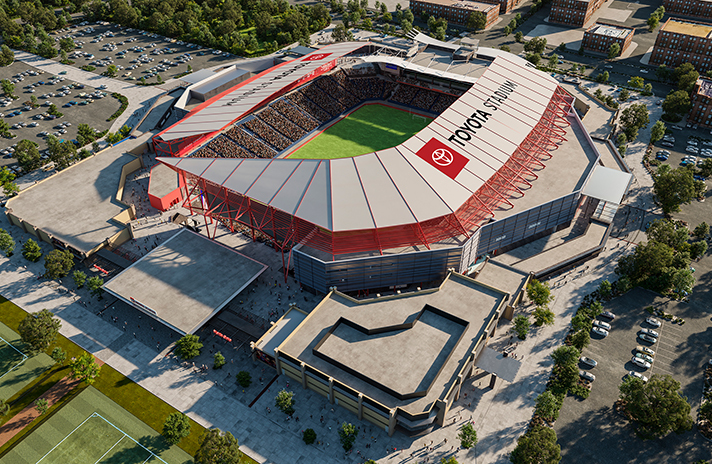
[158,42,366,142]
[159,54,567,234]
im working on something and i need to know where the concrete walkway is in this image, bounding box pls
[12,50,165,133]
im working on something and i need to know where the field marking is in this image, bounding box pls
[35,412,169,464]
[0,335,29,381]
[93,434,126,464]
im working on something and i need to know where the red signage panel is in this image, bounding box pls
[302,53,332,61]
[415,138,469,179]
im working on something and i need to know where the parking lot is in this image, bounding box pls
[51,22,237,85]
[0,61,120,172]
[555,287,712,462]
[652,124,712,180]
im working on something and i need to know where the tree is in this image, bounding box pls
[1,79,15,98]
[596,71,609,83]
[87,276,104,297]
[619,374,693,438]
[515,31,523,42]
[35,398,49,415]
[647,14,659,32]
[535,390,562,421]
[72,270,87,288]
[551,345,580,368]
[458,422,477,449]
[526,53,541,66]
[694,222,710,239]
[598,279,613,300]
[509,18,517,30]
[0,167,18,196]
[653,165,699,214]
[157,73,163,84]
[59,37,75,52]
[213,352,226,369]
[0,229,15,257]
[533,306,555,326]
[195,428,242,464]
[503,25,511,36]
[619,103,649,140]
[500,45,511,52]
[21,239,42,262]
[37,41,57,59]
[548,54,558,69]
[44,249,74,279]
[467,11,486,30]
[275,389,295,416]
[524,37,547,54]
[527,279,552,306]
[608,42,621,59]
[338,422,358,451]
[656,64,670,81]
[513,314,530,340]
[679,70,700,93]
[69,352,101,384]
[628,76,644,89]
[15,139,41,172]
[51,347,66,364]
[18,309,61,354]
[662,90,692,118]
[618,89,630,102]
[650,120,666,144]
[510,425,561,464]
[236,371,252,388]
[175,334,202,360]
[303,428,317,444]
[332,23,352,42]
[105,64,118,78]
[163,412,192,445]
[643,83,653,95]
[0,45,14,67]
[0,399,8,416]
[571,329,590,351]
[690,240,708,260]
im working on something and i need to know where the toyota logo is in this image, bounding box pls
[432,148,454,166]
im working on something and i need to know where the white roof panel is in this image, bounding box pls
[295,160,332,230]
[270,160,321,215]
[330,157,376,232]
[353,154,416,228]
[222,160,270,194]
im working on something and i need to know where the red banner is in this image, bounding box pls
[302,53,332,61]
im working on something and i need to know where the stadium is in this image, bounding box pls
[151,37,620,295]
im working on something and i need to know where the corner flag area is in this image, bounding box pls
[289,104,432,160]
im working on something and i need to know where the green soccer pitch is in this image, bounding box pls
[289,103,432,160]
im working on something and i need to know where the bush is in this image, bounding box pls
[570,383,590,399]
[21,238,42,262]
[236,371,252,388]
[513,314,530,340]
[51,347,66,364]
[214,351,226,369]
[303,428,317,445]
[81,65,96,72]
[107,93,128,121]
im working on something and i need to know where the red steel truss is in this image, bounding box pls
[168,86,574,260]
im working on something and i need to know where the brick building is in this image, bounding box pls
[662,0,712,21]
[650,18,712,72]
[689,77,712,127]
[549,0,607,27]
[411,0,500,28]
[478,0,524,14]
[582,22,634,55]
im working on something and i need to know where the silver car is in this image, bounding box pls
[640,328,659,338]
[579,370,595,382]
[631,357,651,370]
[593,320,611,330]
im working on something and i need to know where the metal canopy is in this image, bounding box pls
[158,42,367,142]
[582,165,632,205]
[475,346,522,382]
[159,54,574,255]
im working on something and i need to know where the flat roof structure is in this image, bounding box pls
[148,163,180,199]
[5,133,153,255]
[104,229,267,334]
[276,272,507,416]
[662,18,712,38]
[697,77,712,98]
[588,23,633,38]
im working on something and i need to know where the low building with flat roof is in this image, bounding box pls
[582,22,634,55]
[650,18,712,72]
[104,228,267,334]
[254,270,528,436]
[410,0,500,28]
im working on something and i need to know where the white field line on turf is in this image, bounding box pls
[0,335,29,381]
[93,434,127,464]
[35,413,99,464]
[93,412,169,464]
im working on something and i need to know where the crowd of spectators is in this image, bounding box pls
[286,92,331,123]
[389,84,419,106]
[224,126,277,159]
[300,83,345,117]
[204,135,256,159]
[431,93,459,113]
[411,88,440,112]
[342,65,378,77]
[244,118,291,151]
[257,107,305,142]
[272,100,318,131]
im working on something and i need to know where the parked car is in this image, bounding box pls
[640,328,659,338]
[636,345,655,356]
[592,326,609,337]
[579,370,595,382]
[600,311,616,320]
[656,150,671,156]
[638,333,657,344]
[593,320,611,330]
[626,371,648,382]
[579,356,597,368]
[631,357,651,369]
[646,317,661,328]
[635,352,654,364]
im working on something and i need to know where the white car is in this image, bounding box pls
[646,317,661,328]
[626,371,648,382]
[631,357,651,369]
[579,370,595,382]
[592,326,609,337]
[593,320,611,331]
[640,328,659,338]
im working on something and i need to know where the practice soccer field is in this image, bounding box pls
[0,334,27,380]
[2,387,193,464]
[290,103,432,160]
[0,321,53,401]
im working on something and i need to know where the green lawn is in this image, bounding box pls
[290,103,432,160]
